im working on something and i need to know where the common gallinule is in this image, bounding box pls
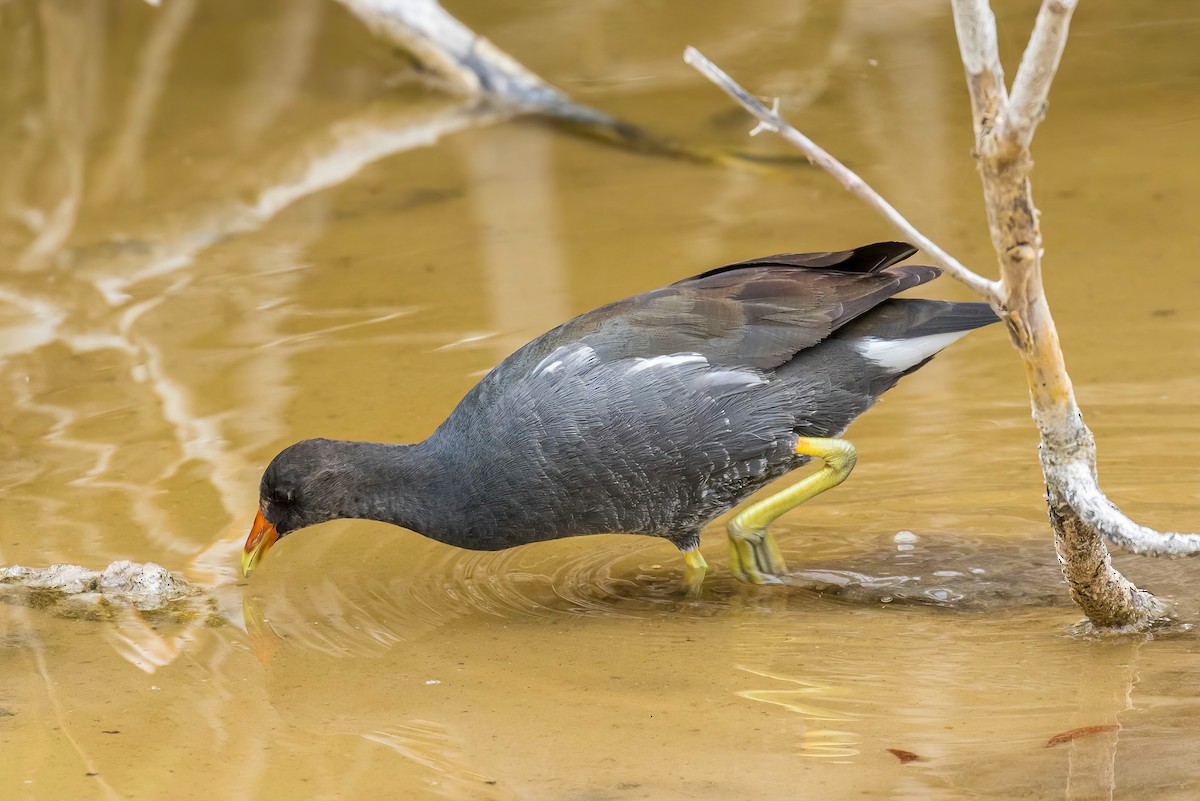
[242,242,996,585]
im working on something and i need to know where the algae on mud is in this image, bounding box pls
[0,561,218,625]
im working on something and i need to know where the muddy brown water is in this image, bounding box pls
[2,1,1200,799]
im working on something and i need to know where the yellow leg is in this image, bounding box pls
[682,546,708,596]
[727,437,857,584]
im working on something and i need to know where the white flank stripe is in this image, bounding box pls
[853,331,969,372]
[533,344,598,376]
[628,353,708,374]
[703,369,767,388]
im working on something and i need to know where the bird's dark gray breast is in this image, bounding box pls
[427,343,822,549]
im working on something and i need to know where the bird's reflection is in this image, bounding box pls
[235,535,1149,801]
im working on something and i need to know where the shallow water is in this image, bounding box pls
[2,0,1200,798]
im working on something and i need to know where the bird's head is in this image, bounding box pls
[241,439,359,577]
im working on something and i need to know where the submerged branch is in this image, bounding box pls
[334,0,783,168]
[331,0,566,109]
[330,0,630,131]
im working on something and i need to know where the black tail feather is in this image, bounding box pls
[833,299,999,341]
[694,241,923,279]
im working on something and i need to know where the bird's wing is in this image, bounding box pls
[554,242,941,370]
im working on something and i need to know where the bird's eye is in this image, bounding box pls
[266,487,294,505]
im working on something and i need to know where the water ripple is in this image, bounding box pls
[238,526,1100,662]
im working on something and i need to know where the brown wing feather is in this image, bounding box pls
[690,241,918,279]
[504,242,941,376]
[584,244,940,369]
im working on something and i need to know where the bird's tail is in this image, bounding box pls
[778,299,998,436]
[833,298,999,380]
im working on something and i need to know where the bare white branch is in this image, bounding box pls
[687,0,1198,628]
[950,0,1009,138]
[1065,464,1200,557]
[684,47,1000,302]
[1005,0,1079,150]
[951,0,1197,624]
[951,0,1004,85]
[332,0,566,109]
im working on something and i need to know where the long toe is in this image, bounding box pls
[728,535,788,585]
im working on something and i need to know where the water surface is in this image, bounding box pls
[2,1,1200,799]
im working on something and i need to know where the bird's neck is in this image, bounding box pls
[332,439,458,538]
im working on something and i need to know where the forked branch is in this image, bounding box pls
[687,0,1198,629]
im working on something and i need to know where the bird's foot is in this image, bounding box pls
[682,547,708,599]
[726,521,788,584]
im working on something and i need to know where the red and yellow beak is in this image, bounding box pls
[241,509,279,578]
